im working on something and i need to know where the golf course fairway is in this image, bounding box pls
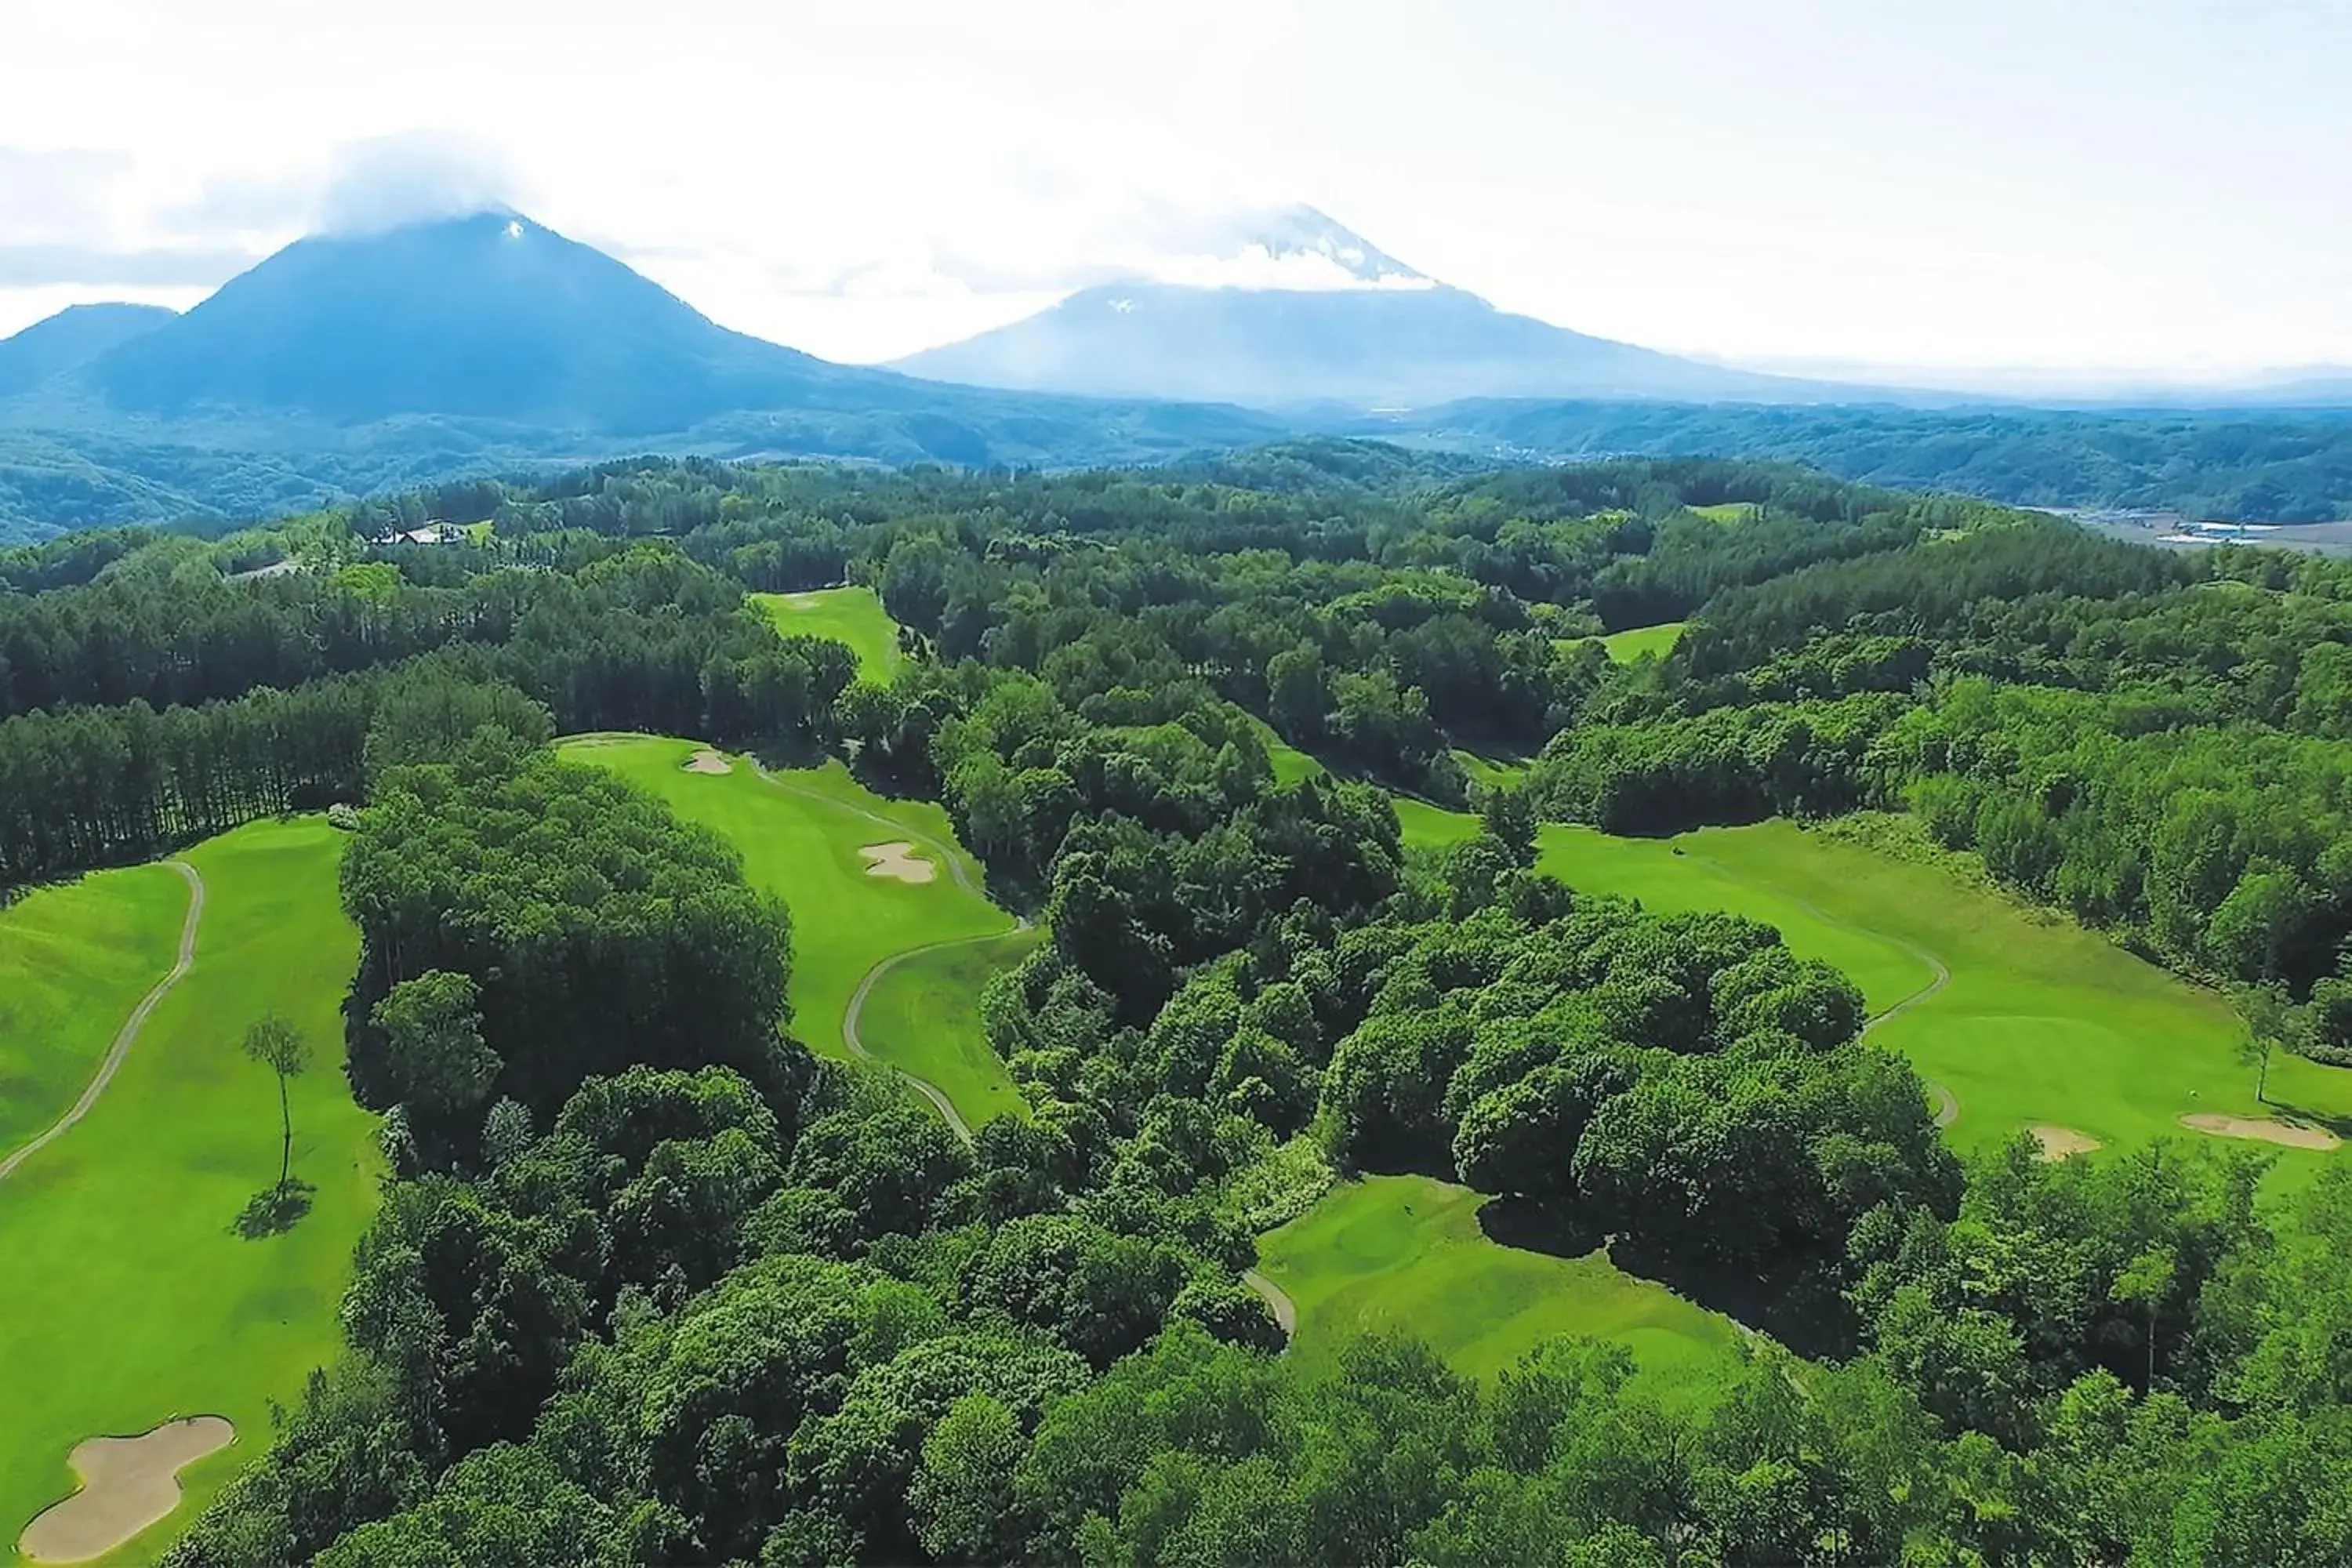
[750,586,902,679]
[0,816,379,1565]
[559,735,1029,1131]
[1257,1174,1744,1398]
[1398,797,2352,1168]
[0,862,190,1156]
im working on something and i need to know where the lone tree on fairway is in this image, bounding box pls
[244,1014,313,1188]
[2236,984,2296,1105]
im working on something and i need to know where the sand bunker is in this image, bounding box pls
[18,1416,234,1563]
[682,749,732,775]
[2180,1112,2342,1151]
[2030,1124,2101,1160]
[859,841,936,884]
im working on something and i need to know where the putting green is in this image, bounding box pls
[0,817,379,1565]
[1257,1174,1744,1398]
[1396,797,2352,1167]
[750,586,902,679]
[557,736,1028,1131]
[0,865,189,1154]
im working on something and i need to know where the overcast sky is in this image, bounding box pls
[5,0,2347,385]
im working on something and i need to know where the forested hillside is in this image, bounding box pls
[1365,397,2352,524]
[10,443,2352,1564]
[12,386,2352,543]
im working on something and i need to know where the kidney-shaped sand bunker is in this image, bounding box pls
[859,841,937,884]
[17,1415,234,1563]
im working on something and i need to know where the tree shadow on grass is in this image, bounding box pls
[1475,1194,1609,1258]
[1475,1195,1859,1359]
[2262,1099,2352,1142]
[234,1179,315,1239]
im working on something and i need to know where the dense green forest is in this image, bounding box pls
[10,441,2352,1563]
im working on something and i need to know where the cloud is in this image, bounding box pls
[0,147,136,243]
[316,131,524,235]
[0,243,258,288]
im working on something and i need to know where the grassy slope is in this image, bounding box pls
[1258,1174,1743,1399]
[557,736,1027,1129]
[0,818,378,1565]
[0,866,187,1152]
[1598,621,1690,662]
[750,587,902,680]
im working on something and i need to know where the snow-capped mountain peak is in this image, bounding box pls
[1137,203,1433,292]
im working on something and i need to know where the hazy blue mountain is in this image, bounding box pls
[0,210,1290,540]
[77,212,903,430]
[892,206,1813,408]
[0,303,176,401]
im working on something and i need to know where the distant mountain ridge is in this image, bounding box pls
[892,205,1816,408]
[0,209,1294,541]
[0,303,176,401]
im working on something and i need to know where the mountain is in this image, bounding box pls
[891,205,1813,408]
[77,212,905,432]
[0,303,176,401]
[0,210,1289,542]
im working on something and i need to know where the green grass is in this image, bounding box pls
[1396,800,2352,1169]
[857,927,1045,1128]
[1686,503,1755,524]
[0,818,379,1565]
[1598,621,1690,662]
[557,736,1027,1130]
[751,586,903,679]
[1258,1174,1744,1397]
[0,865,189,1153]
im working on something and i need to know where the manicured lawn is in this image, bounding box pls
[856,927,1045,1129]
[750,586,903,679]
[0,818,379,1564]
[0,864,188,1153]
[1258,1174,1744,1399]
[557,736,1028,1130]
[1397,798,2352,1172]
[1598,621,1689,662]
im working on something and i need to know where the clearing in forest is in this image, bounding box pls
[1398,800,2352,1169]
[1256,1174,1745,1396]
[0,818,379,1565]
[561,736,1029,1131]
[1597,620,1689,662]
[750,586,903,680]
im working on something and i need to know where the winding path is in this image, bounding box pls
[1679,843,1961,1127]
[1241,1268,1298,1334]
[750,759,1031,1145]
[0,861,204,1185]
[840,924,1033,1145]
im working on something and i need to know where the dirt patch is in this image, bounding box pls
[858,841,936,884]
[2180,1112,2342,1151]
[2030,1124,2101,1160]
[682,749,733,775]
[18,1416,234,1563]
